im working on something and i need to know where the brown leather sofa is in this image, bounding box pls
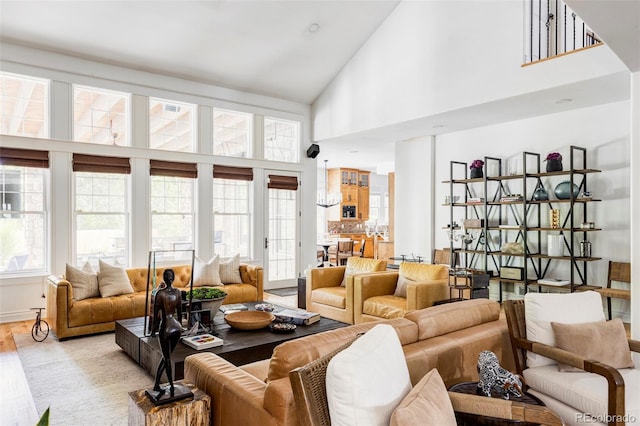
[47,263,263,340]
[184,298,514,426]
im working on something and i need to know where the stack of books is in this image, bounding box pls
[537,278,571,286]
[273,308,320,325]
[181,334,224,350]
[468,197,485,204]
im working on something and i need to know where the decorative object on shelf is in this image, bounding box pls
[580,222,595,229]
[317,160,342,208]
[501,242,524,255]
[549,209,561,229]
[579,240,592,258]
[447,220,480,248]
[545,152,563,172]
[581,191,593,199]
[500,266,524,280]
[499,194,523,202]
[469,159,484,179]
[554,181,579,199]
[533,186,549,201]
[477,350,523,399]
[547,234,564,257]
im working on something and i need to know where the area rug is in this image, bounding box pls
[265,287,298,297]
[14,332,153,426]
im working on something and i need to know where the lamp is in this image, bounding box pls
[317,160,342,208]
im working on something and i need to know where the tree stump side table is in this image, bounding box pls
[128,380,210,426]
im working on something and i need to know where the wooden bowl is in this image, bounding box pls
[224,310,274,330]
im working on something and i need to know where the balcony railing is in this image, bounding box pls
[524,0,602,64]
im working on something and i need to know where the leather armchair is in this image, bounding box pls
[306,257,387,324]
[354,262,450,323]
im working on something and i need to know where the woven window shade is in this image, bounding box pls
[213,165,253,181]
[73,154,131,174]
[0,148,49,168]
[268,175,298,190]
[150,160,197,178]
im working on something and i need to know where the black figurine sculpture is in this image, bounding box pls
[145,268,193,405]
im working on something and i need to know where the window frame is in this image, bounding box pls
[73,84,130,146]
[149,97,196,153]
[0,71,50,139]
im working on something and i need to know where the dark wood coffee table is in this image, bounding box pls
[116,302,347,380]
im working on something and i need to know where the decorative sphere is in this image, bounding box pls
[554,181,579,200]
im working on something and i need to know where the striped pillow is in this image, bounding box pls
[219,254,243,284]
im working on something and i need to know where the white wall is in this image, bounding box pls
[429,100,631,320]
[631,71,640,344]
[312,0,627,142]
[0,43,317,322]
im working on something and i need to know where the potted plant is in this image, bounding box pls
[185,287,227,316]
[469,159,484,179]
[545,152,563,172]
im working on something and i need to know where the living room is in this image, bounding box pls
[0,0,638,425]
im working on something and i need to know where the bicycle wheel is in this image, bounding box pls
[31,319,49,342]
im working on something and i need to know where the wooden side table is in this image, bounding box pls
[128,380,210,426]
[448,381,545,426]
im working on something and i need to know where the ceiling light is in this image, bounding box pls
[555,98,573,104]
[308,23,320,33]
[317,160,342,208]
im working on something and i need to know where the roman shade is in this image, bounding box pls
[150,160,197,178]
[73,154,130,174]
[213,165,253,181]
[268,174,298,190]
[0,148,49,168]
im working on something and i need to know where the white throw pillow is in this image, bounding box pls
[98,259,134,297]
[66,262,99,301]
[219,254,242,284]
[524,291,605,367]
[393,275,415,298]
[193,255,222,287]
[326,324,412,426]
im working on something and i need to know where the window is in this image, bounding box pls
[0,149,48,274]
[0,72,49,138]
[213,166,253,258]
[149,98,195,152]
[213,109,252,158]
[264,117,299,163]
[150,161,196,261]
[73,155,130,268]
[73,85,129,145]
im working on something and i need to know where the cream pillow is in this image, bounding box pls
[340,257,386,287]
[551,318,634,371]
[393,275,415,298]
[326,324,412,426]
[98,260,134,297]
[390,369,456,426]
[219,254,242,284]
[66,262,99,301]
[524,291,605,367]
[193,255,222,287]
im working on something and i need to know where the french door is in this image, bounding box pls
[264,171,300,289]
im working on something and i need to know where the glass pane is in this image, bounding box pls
[213,178,250,257]
[264,118,300,163]
[0,166,47,273]
[213,108,252,158]
[0,72,49,138]
[149,98,195,152]
[268,188,297,282]
[73,85,129,145]
[151,176,194,261]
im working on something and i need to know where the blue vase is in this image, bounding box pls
[546,159,563,172]
[554,181,579,200]
[533,187,549,201]
[469,168,483,179]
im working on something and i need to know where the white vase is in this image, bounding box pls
[547,235,564,257]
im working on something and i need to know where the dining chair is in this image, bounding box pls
[595,261,631,320]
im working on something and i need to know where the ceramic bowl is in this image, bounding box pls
[225,311,274,330]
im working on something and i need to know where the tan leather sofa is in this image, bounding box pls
[305,257,387,324]
[354,262,451,323]
[184,298,514,426]
[47,263,263,340]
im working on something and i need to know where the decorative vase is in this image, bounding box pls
[547,234,564,257]
[546,159,563,172]
[533,187,549,201]
[469,168,483,179]
[554,181,579,200]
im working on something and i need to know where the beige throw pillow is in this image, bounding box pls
[390,369,457,426]
[193,255,222,287]
[551,318,634,371]
[66,262,99,301]
[219,254,243,284]
[98,260,134,297]
[393,275,415,298]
